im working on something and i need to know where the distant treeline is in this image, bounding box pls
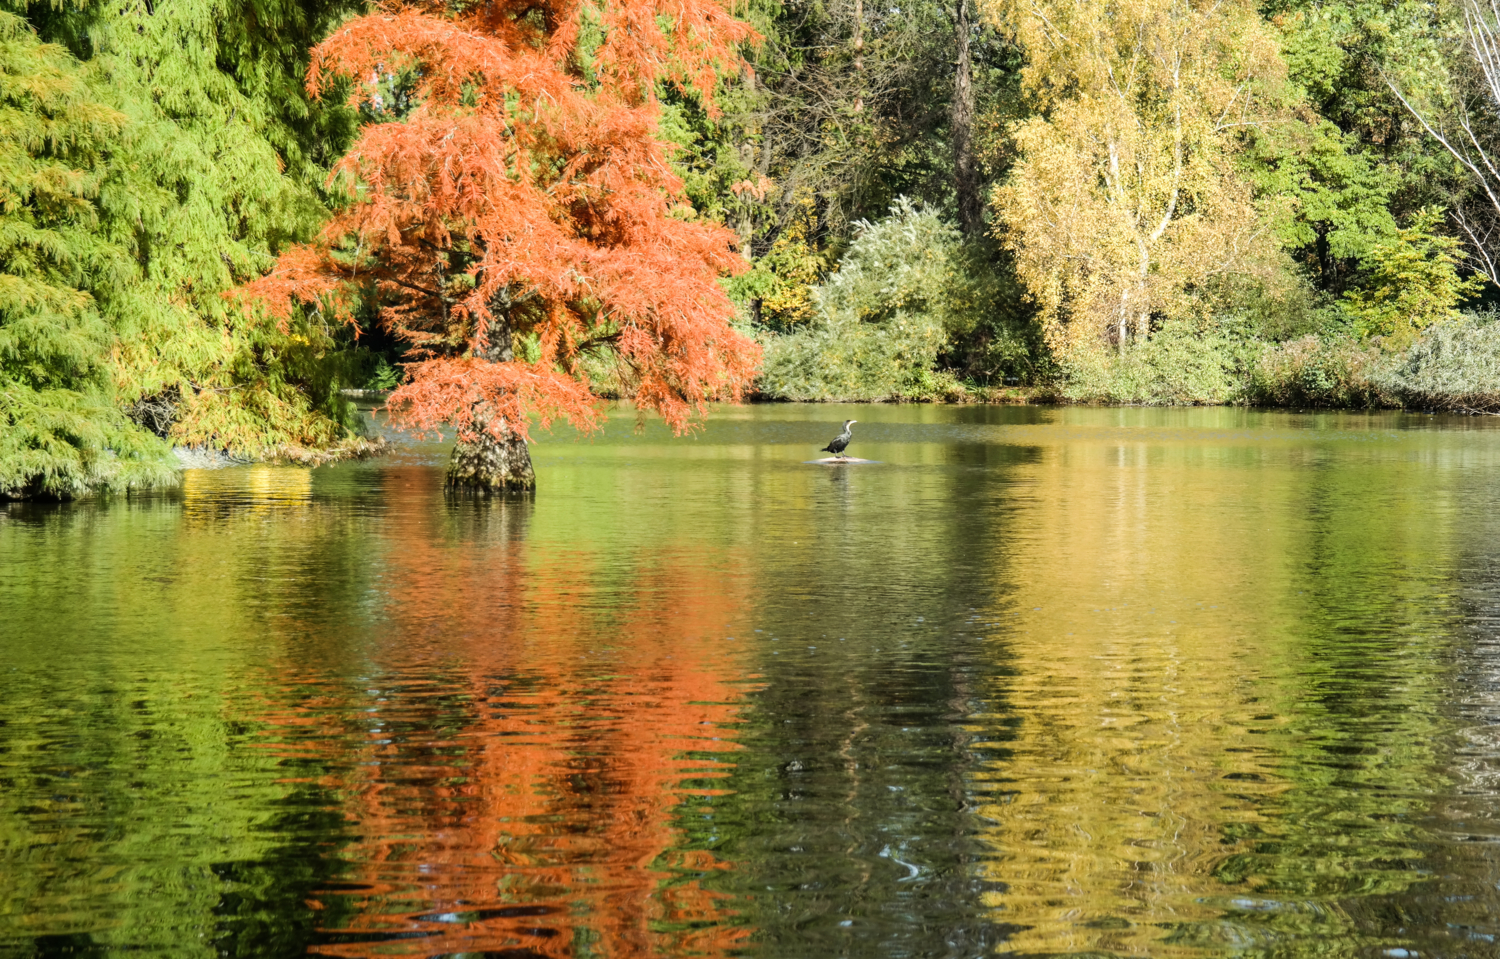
[730,0,1500,407]
[7,0,1500,497]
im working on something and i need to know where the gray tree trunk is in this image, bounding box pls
[951,0,983,238]
[446,310,536,493]
[853,0,864,73]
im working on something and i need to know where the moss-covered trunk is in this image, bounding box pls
[446,414,535,492]
[446,310,535,492]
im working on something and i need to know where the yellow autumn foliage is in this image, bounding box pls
[986,0,1288,357]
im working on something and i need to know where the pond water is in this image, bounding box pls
[5,404,1500,958]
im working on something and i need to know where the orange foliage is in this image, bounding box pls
[238,0,762,442]
[249,474,760,956]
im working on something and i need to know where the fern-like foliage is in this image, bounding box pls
[11,0,370,466]
[0,11,173,498]
[78,0,366,455]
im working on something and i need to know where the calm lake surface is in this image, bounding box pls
[6,404,1500,958]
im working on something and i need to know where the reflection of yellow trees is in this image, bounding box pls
[975,412,1464,955]
[183,464,313,502]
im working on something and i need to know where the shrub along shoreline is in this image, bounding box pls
[754,312,1500,415]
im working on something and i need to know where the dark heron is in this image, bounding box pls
[820,420,857,459]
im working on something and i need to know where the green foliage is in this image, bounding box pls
[165,314,369,452]
[1047,316,1500,412]
[1059,317,1251,405]
[85,0,366,454]
[1057,322,1391,409]
[1257,0,1473,293]
[758,314,949,401]
[1373,311,1500,411]
[1245,119,1400,274]
[1271,0,1443,125]
[1342,209,1483,349]
[726,200,828,330]
[740,0,983,238]
[757,199,1019,400]
[0,10,173,498]
[2,0,374,494]
[701,0,1026,311]
[364,356,402,391]
[1197,271,1347,342]
[1268,0,1458,192]
[1245,334,1381,407]
[657,86,763,236]
[815,199,989,335]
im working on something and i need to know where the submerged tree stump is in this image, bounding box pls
[446,413,535,492]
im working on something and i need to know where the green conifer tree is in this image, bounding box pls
[87,0,364,454]
[0,11,173,497]
[13,0,368,471]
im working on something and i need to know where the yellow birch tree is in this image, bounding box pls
[987,0,1287,355]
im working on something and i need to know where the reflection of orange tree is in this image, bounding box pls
[266,470,761,957]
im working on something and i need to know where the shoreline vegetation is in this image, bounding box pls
[12,0,1500,497]
[5,338,1490,501]
[753,312,1500,415]
[357,305,1500,418]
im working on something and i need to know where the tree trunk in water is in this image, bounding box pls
[952,0,983,238]
[446,417,535,492]
[446,310,536,493]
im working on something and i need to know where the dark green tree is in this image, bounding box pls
[1256,0,1468,294]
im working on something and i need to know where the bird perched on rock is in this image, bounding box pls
[820,420,857,459]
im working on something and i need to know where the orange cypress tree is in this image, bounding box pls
[240,0,761,490]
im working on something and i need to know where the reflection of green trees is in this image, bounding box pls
[0,471,383,954]
[1214,452,1463,903]
[0,652,361,954]
[1180,436,1494,952]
